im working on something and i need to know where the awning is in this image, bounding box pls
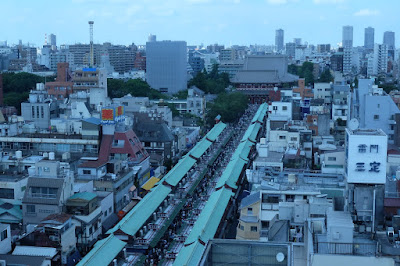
[141,177,160,191]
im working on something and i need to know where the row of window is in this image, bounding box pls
[31,106,45,119]
[237,223,258,232]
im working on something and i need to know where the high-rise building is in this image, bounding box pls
[146,40,187,94]
[342,26,353,48]
[148,34,156,42]
[275,29,284,53]
[383,31,395,50]
[383,31,395,59]
[364,27,374,50]
[317,44,331,53]
[293,38,302,46]
[342,26,353,74]
[285,42,296,58]
[373,43,388,75]
[49,34,56,50]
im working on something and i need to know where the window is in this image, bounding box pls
[290,137,297,141]
[89,226,93,235]
[0,188,14,199]
[238,224,244,230]
[377,104,380,108]
[43,167,50,172]
[250,226,258,232]
[328,157,336,161]
[282,106,288,111]
[109,207,112,213]
[261,221,270,229]
[286,195,295,202]
[374,115,379,120]
[83,170,91,175]
[279,136,286,140]
[1,229,7,241]
[273,106,278,111]
[247,207,253,215]
[31,187,57,199]
[27,205,35,213]
[358,144,367,153]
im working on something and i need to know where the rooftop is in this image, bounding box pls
[347,128,386,136]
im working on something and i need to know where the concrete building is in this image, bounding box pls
[45,63,73,100]
[364,27,375,50]
[332,84,350,122]
[22,160,74,228]
[345,128,387,184]
[146,40,187,94]
[342,26,353,74]
[384,31,395,58]
[342,25,353,48]
[49,34,56,51]
[285,42,296,58]
[373,43,388,75]
[0,224,11,254]
[349,79,400,144]
[21,83,58,130]
[275,29,284,53]
[314,83,332,104]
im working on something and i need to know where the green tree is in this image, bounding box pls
[1,72,55,113]
[318,69,333,82]
[173,90,188,99]
[206,92,248,126]
[188,64,231,94]
[107,78,168,100]
[288,64,298,75]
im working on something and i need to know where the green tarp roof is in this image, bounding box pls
[205,122,226,142]
[163,156,197,187]
[69,192,97,201]
[174,188,233,266]
[77,235,126,266]
[189,139,212,159]
[215,158,247,189]
[107,184,171,236]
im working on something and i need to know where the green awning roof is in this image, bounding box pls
[174,188,233,266]
[77,235,126,266]
[107,184,171,236]
[205,122,226,142]
[163,156,197,187]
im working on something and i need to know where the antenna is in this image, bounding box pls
[89,21,94,67]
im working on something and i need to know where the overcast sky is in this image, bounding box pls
[1,0,399,48]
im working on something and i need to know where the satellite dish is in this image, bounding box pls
[276,252,285,262]
[348,118,359,131]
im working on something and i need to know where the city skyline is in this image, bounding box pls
[0,0,399,48]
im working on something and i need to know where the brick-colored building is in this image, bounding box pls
[45,63,73,100]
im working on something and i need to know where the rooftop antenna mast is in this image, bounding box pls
[89,21,94,67]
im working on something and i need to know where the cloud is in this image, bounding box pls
[266,0,287,5]
[354,8,380,16]
[313,0,345,4]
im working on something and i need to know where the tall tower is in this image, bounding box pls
[342,25,353,48]
[275,29,284,53]
[364,27,374,50]
[342,25,353,74]
[89,21,94,67]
